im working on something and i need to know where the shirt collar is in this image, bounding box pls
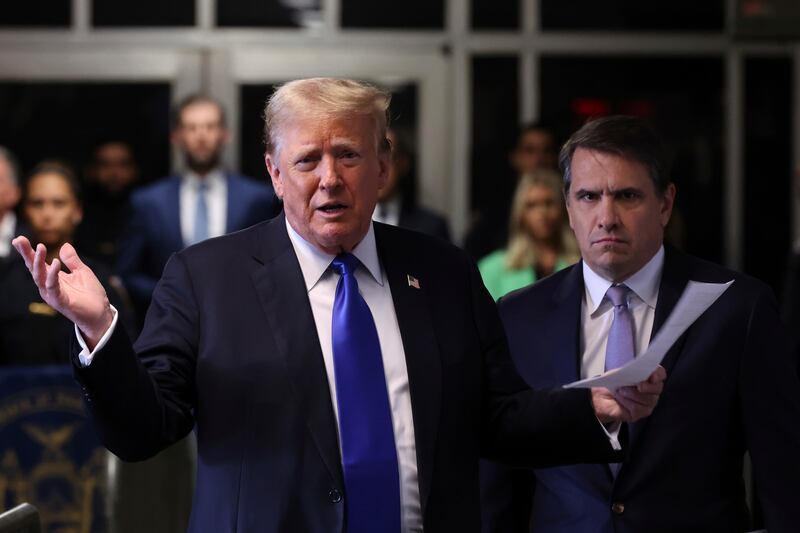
[583,245,664,314]
[184,168,224,189]
[285,218,383,292]
[0,211,16,236]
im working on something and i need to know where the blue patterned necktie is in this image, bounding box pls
[604,284,635,477]
[330,254,401,533]
[192,180,209,245]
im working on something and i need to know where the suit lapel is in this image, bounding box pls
[225,174,242,232]
[650,247,691,375]
[551,264,585,383]
[626,247,691,453]
[555,265,615,483]
[374,224,441,518]
[517,264,584,388]
[248,215,343,488]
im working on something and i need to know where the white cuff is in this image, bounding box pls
[598,418,622,451]
[75,306,119,367]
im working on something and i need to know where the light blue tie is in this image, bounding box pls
[192,181,209,245]
[605,285,635,373]
[330,254,401,533]
[604,284,635,476]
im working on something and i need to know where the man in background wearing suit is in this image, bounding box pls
[76,140,141,269]
[483,115,800,533]
[372,128,451,242]
[117,94,280,315]
[14,80,665,533]
[0,146,24,264]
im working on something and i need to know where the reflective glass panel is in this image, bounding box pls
[93,0,194,27]
[0,1,70,27]
[217,0,322,28]
[341,0,444,29]
[540,55,724,263]
[541,0,724,31]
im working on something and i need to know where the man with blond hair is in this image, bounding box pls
[14,78,664,533]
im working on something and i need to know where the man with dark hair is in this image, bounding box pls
[77,140,140,268]
[511,122,559,178]
[465,122,558,260]
[0,146,24,263]
[116,94,281,316]
[482,115,800,532]
[559,115,669,195]
[13,82,666,533]
[373,128,451,241]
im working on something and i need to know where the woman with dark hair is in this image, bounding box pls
[0,161,133,365]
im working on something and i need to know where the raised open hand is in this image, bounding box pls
[12,236,114,349]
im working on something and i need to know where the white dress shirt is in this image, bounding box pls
[580,246,664,380]
[179,170,227,246]
[0,211,16,258]
[75,220,424,530]
[579,247,663,447]
[286,219,422,533]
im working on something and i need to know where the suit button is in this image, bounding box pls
[611,502,625,514]
[328,489,342,503]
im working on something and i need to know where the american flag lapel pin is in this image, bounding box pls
[407,274,420,289]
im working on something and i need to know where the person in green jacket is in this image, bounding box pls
[478,169,580,300]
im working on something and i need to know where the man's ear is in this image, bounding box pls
[265,154,283,199]
[660,183,677,227]
[563,190,575,230]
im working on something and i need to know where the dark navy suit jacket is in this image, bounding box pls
[73,215,621,533]
[484,246,800,533]
[116,174,280,312]
[398,205,451,243]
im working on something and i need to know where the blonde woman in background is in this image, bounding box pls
[478,169,580,300]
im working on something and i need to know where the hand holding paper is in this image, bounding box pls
[592,365,667,423]
[566,280,734,390]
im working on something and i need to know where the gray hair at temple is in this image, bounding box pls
[263,77,392,156]
[0,146,21,186]
[559,115,671,197]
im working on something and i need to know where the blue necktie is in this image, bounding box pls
[330,254,400,533]
[192,181,209,245]
[604,284,635,476]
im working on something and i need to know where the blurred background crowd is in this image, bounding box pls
[2,0,800,531]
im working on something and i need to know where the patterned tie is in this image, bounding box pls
[192,181,209,245]
[330,254,401,533]
[604,284,635,477]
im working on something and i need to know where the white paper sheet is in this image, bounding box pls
[563,280,734,390]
